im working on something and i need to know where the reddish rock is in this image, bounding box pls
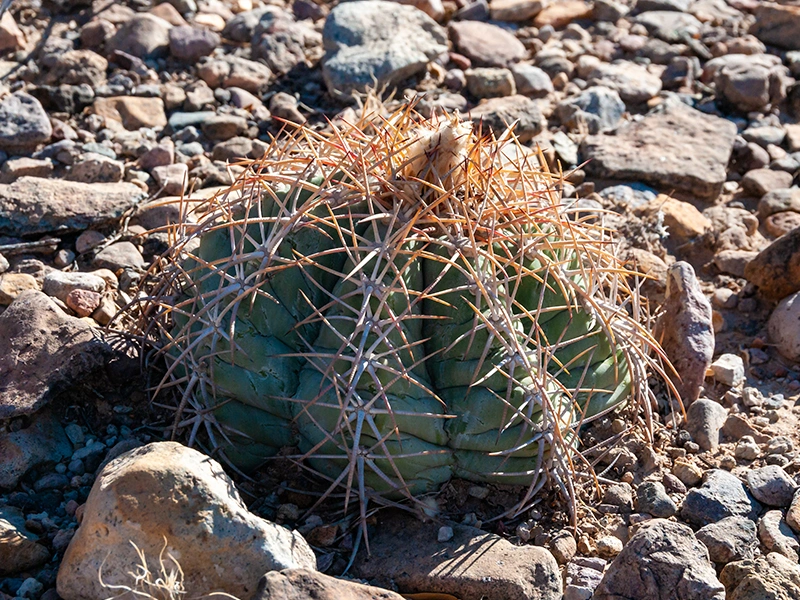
[65,289,102,318]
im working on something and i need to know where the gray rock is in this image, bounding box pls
[466,68,516,98]
[714,56,788,112]
[223,7,271,42]
[0,291,113,419]
[593,0,628,21]
[696,517,758,564]
[770,291,800,363]
[564,557,605,600]
[68,153,125,184]
[201,114,250,141]
[743,125,787,148]
[322,1,448,98]
[169,26,220,62]
[681,470,762,527]
[636,481,677,518]
[469,95,545,143]
[253,569,405,600]
[93,241,146,271]
[742,168,794,198]
[510,64,553,98]
[42,271,106,302]
[759,510,799,561]
[587,61,663,104]
[555,86,625,134]
[654,262,714,403]
[197,56,273,94]
[594,519,725,600]
[108,14,172,59]
[747,465,798,507]
[686,399,727,451]
[720,553,800,600]
[634,10,702,42]
[750,3,800,50]
[0,92,52,152]
[56,442,317,600]
[0,410,72,489]
[352,512,561,600]
[0,253,8,274]
[598,183,657,208]
[0,177,145,236]
[449,20,526,68]
[252,8,321,76]
[638,0,690,11]
[581,101,737,200]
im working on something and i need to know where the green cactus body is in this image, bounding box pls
[141,112,663,512]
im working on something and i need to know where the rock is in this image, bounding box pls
[721,553,800,600]
[534,0,591,27]
[581,101,737,200]
[788,491,800,533]
[510,64,553,98]
[765,212,800,238]
[0,12,26,52]
[758,188,800,219]
[42,271,106,302]
[759,510,799,560]
[152,163,188,195]
[596,536,623,559]
[92,96,168,130]
[253,569,405,600]
[715,248,755,280]
[65,289,102,317]
[466,68,516,98]
[587,61,662,104]
[93,241,146,271]
[681,470,762,527]
[197,56,273,93]
[169,25,220,62]
[735,436,762,461]
[655,262,714,404]
[747,466,797,507]
[108,14,172,59]
[0,273,39,305]
[636,481,677,518]
[352,512,561,600]
[489,0,543,21]
[564,558,606,600]
[0,410,72,488]
[0,291,113,418]
[269,92,305,124]
[673,459,704,487]
[0,506,50,575]
[745,227,800,300]
[593,519,724,600]
[322,1,448,98]
[44,49,108,87]
[57,442,316,600]
[742,169,794,197]
[251,8,321,75]
[469,95,545,143]
[201,115,250,140]
[750,3,800,50]
[449,20,526,68]
[711,54,788,112]
[555,86,625,134]
[0,92,52,152]
[69,154,125,184]
[696,517,758,565]
[710,353,745,387]
[0,177,145,236]
[635,195,710,243]
[686,399,728,451]
[635,11,702,42]
[550,530,578,564]
[593,0,628,21]
[1,157,56,182]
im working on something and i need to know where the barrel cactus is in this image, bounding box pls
[131,106,667,521]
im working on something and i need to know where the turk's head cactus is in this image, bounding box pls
[130,106,670,520]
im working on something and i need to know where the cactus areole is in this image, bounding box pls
[134,107,666,517]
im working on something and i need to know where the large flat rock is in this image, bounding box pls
[0,177,146,236]
[353,512,561,600]
[580,101,737,200]
[0,291,112,419]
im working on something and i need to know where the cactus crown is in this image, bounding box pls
[129,104,670,535]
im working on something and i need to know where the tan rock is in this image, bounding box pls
[534,0,591,27]
[0,272,39,305]
[0,506,50,575]
[57,442,316,600]
[92,97,167,130]
[636,194,710,242]
[253,569,405,600]
[149,2,188,26]
[0,12,25,52]
[765,211,800,238]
